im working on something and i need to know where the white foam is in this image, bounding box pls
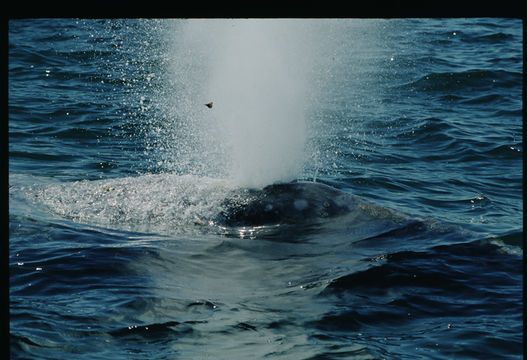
[29,173,237,234]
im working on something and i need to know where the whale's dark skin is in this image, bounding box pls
[218,182,360,226]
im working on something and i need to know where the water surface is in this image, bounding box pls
[9,18,523,359]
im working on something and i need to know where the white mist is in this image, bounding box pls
[207,20,309,188]
[174,20,312,188]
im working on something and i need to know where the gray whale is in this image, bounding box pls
[26,173,407,236]
[218,182,362,226]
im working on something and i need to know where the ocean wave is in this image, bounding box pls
[400,69,521,92]
[312,238,523,357]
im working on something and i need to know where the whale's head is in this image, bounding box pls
[218,182,359,226]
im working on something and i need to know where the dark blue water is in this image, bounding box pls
[9,19,523,359]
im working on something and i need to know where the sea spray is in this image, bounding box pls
[151,20,380,186]
[205,20,309,188]
[167,20,313,188]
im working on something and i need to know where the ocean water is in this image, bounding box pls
[8,18,522,359]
